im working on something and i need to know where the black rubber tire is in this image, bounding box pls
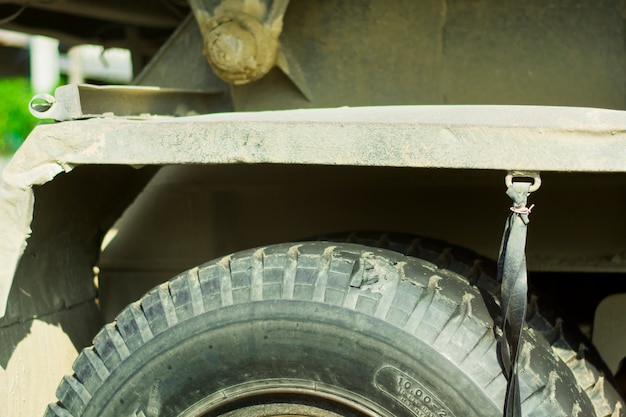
[46,242,598,417]
[318,232,626,417]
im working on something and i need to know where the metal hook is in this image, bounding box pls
[29,93,70,122]
[505,171,541,193]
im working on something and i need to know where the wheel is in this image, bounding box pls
[318,232,626,417]
[46,242,598,417]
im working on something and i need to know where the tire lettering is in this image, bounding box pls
[374,366,456,417]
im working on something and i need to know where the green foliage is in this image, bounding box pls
[0,77,39,155]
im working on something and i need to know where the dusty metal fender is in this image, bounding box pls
[1,104,626,318]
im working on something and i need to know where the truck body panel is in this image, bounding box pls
[1,0,625,415]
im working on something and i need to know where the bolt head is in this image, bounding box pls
[204,15,278,85]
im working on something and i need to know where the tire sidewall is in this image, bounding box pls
[85,301,499,417]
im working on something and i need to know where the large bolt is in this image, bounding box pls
[203,14,278,85]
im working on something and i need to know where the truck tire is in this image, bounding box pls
[46,242,598,417]
[318,232,626,417]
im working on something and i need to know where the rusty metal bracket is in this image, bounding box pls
[189,0,288,84]
[189,0,311,99]
[29,84,224,121]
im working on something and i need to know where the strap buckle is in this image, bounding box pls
[505,171,541,193]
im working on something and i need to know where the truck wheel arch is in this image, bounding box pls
[46,242,600,416]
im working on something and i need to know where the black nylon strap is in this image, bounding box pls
[497,182,533,417]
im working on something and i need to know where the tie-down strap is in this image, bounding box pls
[497,173,539,417]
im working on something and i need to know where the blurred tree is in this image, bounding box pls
[0,77,38,155]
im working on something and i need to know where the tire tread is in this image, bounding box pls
[45,239,620,416]
[322,232,624,417]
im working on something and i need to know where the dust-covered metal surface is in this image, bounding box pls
[8,104,626,171]
[0,164,157,416]
[1,104,625,317]
[228,0,626,112]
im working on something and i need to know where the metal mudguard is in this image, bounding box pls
[2,104,626,319]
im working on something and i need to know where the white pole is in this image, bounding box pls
[29,36,60,93]
[68,46,84,84]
